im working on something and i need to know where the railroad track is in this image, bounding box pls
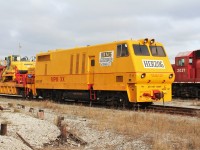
[145,105,200,118]
[68,101,200,118]
[1,95,200,118]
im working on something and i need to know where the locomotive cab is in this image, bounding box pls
[173,51,194,82]
[126,39,174,103]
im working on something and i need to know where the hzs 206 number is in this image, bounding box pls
[177,68,186,72]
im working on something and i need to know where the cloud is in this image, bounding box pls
[0,0,200,63]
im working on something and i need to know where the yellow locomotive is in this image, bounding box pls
[34,38,174,106]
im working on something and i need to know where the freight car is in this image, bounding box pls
[0,39,174,107]
[172,50,200,98]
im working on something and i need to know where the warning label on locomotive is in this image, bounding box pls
[142,60,165,69]
[99,51,114,66]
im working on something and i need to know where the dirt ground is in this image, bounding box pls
[0,98,199,150]
[0,98,149,150]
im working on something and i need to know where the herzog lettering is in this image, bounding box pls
[142,60,165,69]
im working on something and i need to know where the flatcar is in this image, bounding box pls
[0,39,174,107]
[172,50,200,98]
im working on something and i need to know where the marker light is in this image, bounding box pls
[144,38,148,44]
[150,39,155,44]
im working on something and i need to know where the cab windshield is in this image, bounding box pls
[133,44,150,56]
[149,46,166,57]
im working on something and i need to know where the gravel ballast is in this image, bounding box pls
[0,111,60,149]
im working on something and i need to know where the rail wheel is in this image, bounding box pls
[28,90,33,99]
[110,92,130,108]
[55,90,63,102]
[139,102,152,108]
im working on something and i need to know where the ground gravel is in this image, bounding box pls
[0,135,32,150]
[0,111,60,149]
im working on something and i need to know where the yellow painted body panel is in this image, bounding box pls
[35,39,174,103]
[0,82,22,95]
[0,82,36,96]
[9,60,35,72]
[127,83,172,102]
[35,42,134,90]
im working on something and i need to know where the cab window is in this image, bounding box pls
[150,46,166,57]
[178,58,185,66]
[12,55,20,61]
[133,44,150,56]
[117,44,129,57]
[189,57,193,64]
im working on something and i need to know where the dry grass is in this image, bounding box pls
[191,101,200,106]
[6,99,200,150]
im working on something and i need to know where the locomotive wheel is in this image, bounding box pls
[89,100,92,107]
[19,90,26,99]
[139,102,152,108]
[28,90,33,99]
[55,91,63,102]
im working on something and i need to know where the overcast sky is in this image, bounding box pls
[1,0,200,63]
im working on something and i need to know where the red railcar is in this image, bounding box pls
[172,50,200,98]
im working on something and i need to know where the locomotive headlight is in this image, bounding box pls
[141,73,146,79]
[169,73,173,79]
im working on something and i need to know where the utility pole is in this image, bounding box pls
[19,43,22,55]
